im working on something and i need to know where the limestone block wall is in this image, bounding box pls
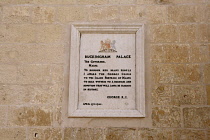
[0,0,209,139]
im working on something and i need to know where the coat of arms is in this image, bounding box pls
[99,39,117,52]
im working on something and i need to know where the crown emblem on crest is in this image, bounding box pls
[99,39,117,53]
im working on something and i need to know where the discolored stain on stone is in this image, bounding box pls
[152,85,172,105]
[105,128,136,140]
[183,107,210,128]
[64,127,104,140]
[173,129,206,140]
[138,128,172,140]
[172,85,206,106]
[8,106,53,126]
[28,128,62,140]
[152,107,181,127]
[0,128,26,140]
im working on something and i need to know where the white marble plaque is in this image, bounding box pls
[69,24,145,117]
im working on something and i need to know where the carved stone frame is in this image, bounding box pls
[68,23,145,117]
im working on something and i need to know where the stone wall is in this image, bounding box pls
[0,0,209,139]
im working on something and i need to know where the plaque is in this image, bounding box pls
[69,23,145,117]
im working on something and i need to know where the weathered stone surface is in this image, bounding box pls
[137,0,156,4]
[151,44,190,63]
[153,64,201,84]
[173,129,206,140]
[145,5,168,23]
[152,107,181,127]
[33,0,76,4]
[185,64,201,84]
[0,25,7,42]
[0,0,32,4]
[0,84,60,105]
[0,128,26,140]
[28,128,62,140]
[0,65,17,84]
[2,6,30,23]
[183,107,210,128]
[120,6,144,21]
[8,106,53,126]
[168,5,204,23]
[0,44,64,64]
[51,65,64,84]
[150,25,178,43]
[57,6,88,22]
[138,128,172,140]
[36,25,65,43]
[90,6,118,21]
[169,0,205,4]
[32,7,55,23]
[151,45,165,63]
[152,85,172,106]
[17,65,51,84]
[0,106,7,126]
[0,24,36,43]
[207,85,210,105]
[105,128,136,140]
[207,5,210,23]
[172,85,205,106]
[64,127,104,140]
[0,84,62,105]
[77,0,108,5]
[53,106,62,126]
[189,45,209,63]
[152,64,185,84]
[109,0,135,4]
[179,25,196,43]
[196,24,209,43]
[204,64,210,84]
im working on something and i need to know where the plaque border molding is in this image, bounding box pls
[68,23,145,117]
